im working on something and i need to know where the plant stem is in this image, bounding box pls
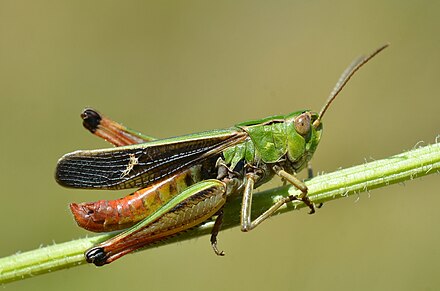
[1,142,439,284]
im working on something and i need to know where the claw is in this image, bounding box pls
[211,241,225,256]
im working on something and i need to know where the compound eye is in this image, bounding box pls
[294,113,311,136]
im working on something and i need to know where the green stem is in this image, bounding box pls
[1,142,439,284]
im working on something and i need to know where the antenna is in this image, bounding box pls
[313,44,389,128]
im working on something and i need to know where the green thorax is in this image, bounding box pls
[223,110,322,173]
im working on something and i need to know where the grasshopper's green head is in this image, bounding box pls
[285,110,322,170]
[284,44,389,170]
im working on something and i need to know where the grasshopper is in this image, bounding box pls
[56,44,388,266]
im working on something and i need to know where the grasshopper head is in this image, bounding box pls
[286,44,388,170]
[285,110,322,171]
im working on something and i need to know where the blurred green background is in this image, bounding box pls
[0,1,439,290]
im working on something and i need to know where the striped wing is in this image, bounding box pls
[56,128,247,190]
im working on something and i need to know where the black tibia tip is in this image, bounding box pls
[85,247,108,266]
[81,108,102,133]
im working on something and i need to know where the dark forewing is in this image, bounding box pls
[56,129,246,189]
